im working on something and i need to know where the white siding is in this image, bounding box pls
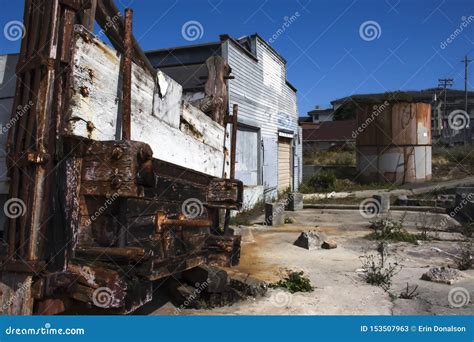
[236,126,259,185]
[0,54,18,195]
[226,37,300,200]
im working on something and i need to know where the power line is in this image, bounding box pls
[438,78,453,119]
[461,55,472,113]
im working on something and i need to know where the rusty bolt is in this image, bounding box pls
[86,121,95,132]
[111,147,124,160]
[111,175,122,189]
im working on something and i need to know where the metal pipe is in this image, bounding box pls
[122,8,133,141]
[229,104,238,179]
[118,8,133,248]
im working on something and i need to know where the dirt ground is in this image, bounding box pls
[149,209,474,316]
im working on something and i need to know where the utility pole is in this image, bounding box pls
[461,55,472,113]
[438,78,453,141]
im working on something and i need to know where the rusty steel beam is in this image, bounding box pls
[122,8,133,140]
[116,8,133,248]
[95,0,156,75]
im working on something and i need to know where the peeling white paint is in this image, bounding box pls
[66,28,226,177]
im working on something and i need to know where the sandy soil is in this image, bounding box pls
[148,209,474,316]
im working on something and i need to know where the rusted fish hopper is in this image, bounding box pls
[356,101,432,184]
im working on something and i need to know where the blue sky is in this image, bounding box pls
[1,0,473,116]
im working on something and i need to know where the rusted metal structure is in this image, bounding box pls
[0,0,242,315]
[356,101,432,184]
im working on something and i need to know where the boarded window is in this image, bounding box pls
[236,126,260,185]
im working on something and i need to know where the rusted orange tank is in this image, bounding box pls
[355,102,432,184]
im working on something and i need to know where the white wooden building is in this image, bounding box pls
[0,54,18,230]
[146,34,302,209]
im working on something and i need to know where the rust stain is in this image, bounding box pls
[79,86,89,97]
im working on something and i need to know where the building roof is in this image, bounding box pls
[307,108,333,117]
[331,88,474,105]
[302,120,356,142]
[298,116,312,123]
[145,33,297,92]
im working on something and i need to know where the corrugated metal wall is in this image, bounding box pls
[356,102,432,184]
[0,54,17,195]
[0,54,18,233]
[225,37,300,201]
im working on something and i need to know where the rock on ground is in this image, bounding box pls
[321,240,337,249]
[421,266,463,285]
[293,231,327,250]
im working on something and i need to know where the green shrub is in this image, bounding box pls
[270,270,314,293]
[359,254,400,291]
[306,171,337,192]
[366,214,428,244]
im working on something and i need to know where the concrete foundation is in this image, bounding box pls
[373,193,390,214]
[454,187,474,221]
[265,202,285,226]
[286,192,303,211]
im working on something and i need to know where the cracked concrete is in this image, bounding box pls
[149,209,473,315]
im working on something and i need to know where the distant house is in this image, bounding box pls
[331,89,474,143]
[302,120,356,153]
[307,107,333,123]
[146,34,302,208]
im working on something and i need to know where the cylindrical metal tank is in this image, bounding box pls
[355,101,432,184]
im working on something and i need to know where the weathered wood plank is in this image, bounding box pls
[64,26,225,177]
[0,272,33,315]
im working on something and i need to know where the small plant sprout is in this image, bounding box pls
[399,283,419,299]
